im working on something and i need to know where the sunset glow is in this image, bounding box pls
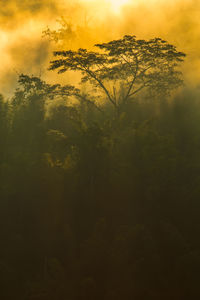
[0,0,199,95]
[107,0,131,13]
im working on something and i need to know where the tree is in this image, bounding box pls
[49,35,186,112]
[12,74,79,105]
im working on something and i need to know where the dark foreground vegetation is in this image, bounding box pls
[0,35,200,299]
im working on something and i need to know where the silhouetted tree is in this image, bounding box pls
[49,35,186,113]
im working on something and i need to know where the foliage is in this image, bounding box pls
[13,74,80,103]
[43,17,76,44]
[50,35,186,110]
[1,35,200,300]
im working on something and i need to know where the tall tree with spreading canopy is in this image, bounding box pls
[49,35,186,112]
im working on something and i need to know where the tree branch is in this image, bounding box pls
[129,84,146,97]
[123,57,139,102]
[85,68,116,107]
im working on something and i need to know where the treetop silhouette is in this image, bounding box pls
[14,74,80,100]
[50,35,186,110]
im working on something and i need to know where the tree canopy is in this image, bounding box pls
[50,35,186,110]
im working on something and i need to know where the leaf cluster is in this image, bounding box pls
[49,35,186,108]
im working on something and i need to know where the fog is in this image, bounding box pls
[0,0,199,94]
[1,1,200,299]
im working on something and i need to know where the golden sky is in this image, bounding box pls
[0,0,200,95]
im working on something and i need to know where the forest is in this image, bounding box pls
[1,29,200,299]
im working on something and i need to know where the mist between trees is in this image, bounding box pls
[0,34,200,300]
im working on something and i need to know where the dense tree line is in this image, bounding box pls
[0,35,200,299]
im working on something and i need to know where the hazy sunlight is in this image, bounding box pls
[107,0,131,13]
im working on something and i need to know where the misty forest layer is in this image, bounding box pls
[0,34,200,300]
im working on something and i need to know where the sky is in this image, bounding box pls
[0,0,200,96]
